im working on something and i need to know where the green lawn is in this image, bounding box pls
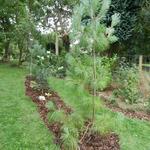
[0,64,58,150]
[49,77,150,150]
[1,64,150,150]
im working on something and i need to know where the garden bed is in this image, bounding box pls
[98,87,150,121]
[25,76,120,150]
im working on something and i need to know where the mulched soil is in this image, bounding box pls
[80,133,119,150]
[98,86,150,121]
[25,76,120,150]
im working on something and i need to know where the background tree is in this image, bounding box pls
[38,0,79,55]
[124,1,150,55]
[0,0,16,62]
[105,0,143,42]
[104,0,144,56]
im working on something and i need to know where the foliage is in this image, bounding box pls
[115,63,140,104]
[30,80,39,89]
[47,78,101,149]
[0,0,79,63]
[0,0,36,63]
[124,1,150,55]
[48,53,67,78]
[67,53,117,90]
[146,97,150,113]
[29,41,67,89]
[36,0,79,33]
[105,0,143,42]
[46,101,56,111]
[50,1,120,148]
[71,0,120,52]
[29,41,49,89]
[68,0,120,91]
[49,109,85,150]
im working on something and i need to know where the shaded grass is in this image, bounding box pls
[0,64,59,150]
[49,77,150,150]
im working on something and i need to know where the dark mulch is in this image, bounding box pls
[25,76,63,144]
[25,76,120,150]
[80,133,119,150]
[108,104,150,121]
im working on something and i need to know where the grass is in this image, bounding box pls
[49,77,150,150]
[0,64,59,150]
[1,64,150,150]
[142,64,150,67]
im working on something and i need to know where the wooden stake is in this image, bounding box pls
[139,55,143,73]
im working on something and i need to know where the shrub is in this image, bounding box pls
[115,64,140,104]
[66,53,116,91]
[146,97,150,113]
[29,41,49,89]
[48,52,67,78]
[29,41,67,89]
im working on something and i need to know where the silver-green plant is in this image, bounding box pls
[69,0,120,120]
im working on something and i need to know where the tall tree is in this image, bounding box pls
[105,0,143,42]
[125,1,150,55]
[38,0,79,54]
[0,0,16,61]
[0,0,42,63]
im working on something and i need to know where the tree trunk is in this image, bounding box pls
[3,41,10,62]
[18,48,23,66]
[55,33,59,55]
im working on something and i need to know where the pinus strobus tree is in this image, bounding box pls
[48,0,120,149]
[68,0,120,120]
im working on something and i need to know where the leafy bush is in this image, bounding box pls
[29,41,50,89]
[48,52,67,78]
[29,41,67,89]
[115,64,140,104]
[146,97,150,113]
[66,52,116,91]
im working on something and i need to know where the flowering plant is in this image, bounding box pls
[29,41,67,89]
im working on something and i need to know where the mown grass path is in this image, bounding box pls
[0,64,56,150]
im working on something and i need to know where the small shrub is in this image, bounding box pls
[29,41,50,89]
[61,125,79,150]
[109,92,117,105]
[48,53,67,78]
[66,53,116,91]
[115,64,140,104]
[45,101,56,111]
[146,97,150,113]
[29,41,67,90]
